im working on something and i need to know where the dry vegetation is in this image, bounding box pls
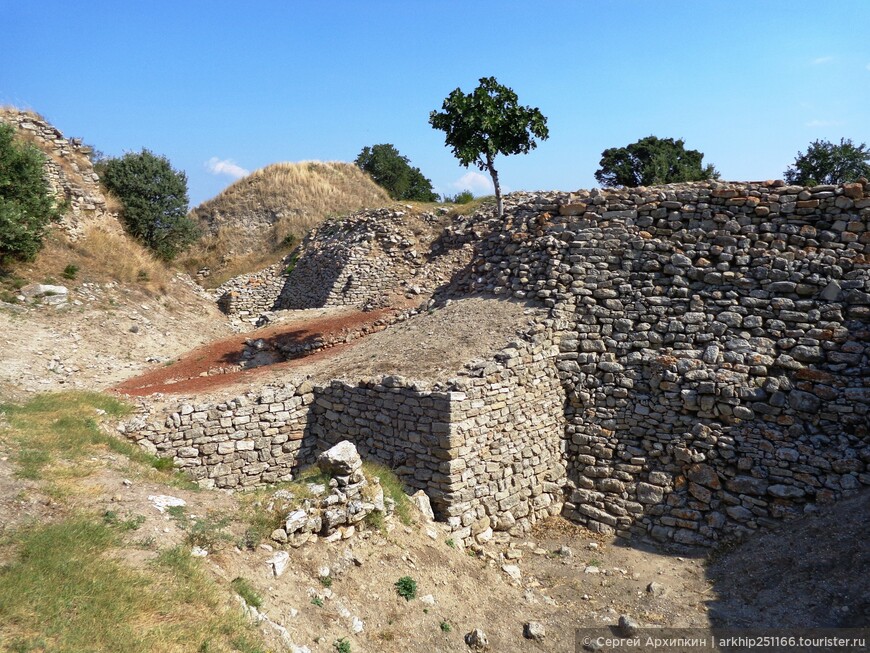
[4,226,173,295]
[179,161,391,286]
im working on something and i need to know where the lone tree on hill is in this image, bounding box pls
[0,122,62,262]
[783,138,870,186]
[354,144,438,202]
[594,136,719,188]
[430,76,549,218]
[99,149,199,261]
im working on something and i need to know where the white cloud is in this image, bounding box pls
[805,119,843,127]
[206,157,249,179]
[451,171,493,195]
[811,55,834,65]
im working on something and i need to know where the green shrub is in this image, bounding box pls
[334,637,351,653]
[442,190,474,204]
[355,144,438,202]
[394,576,417,601]
[62,263,79,280]
[440,621,452,633]
[99,149,199,261]
[0,122,62,261]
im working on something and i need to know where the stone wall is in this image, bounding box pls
[120,332,569,543]
[124,179,869,548]
[214,261,288,320]
[451,180,869,546]
[0,108,116,240]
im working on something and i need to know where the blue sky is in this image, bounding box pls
[3,1,869,206]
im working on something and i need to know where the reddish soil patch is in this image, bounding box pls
[112,307,399,396]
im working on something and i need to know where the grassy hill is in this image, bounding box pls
[179,161,391,286]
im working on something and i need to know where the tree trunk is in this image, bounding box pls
[486,152,503,218]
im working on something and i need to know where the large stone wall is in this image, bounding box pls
[124,179,869,548]
[452,180,869,546]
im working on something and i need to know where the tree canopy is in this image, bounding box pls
[354,144,438,202]
[594,136,719,188]
[783,138,870,186]
[99,149,198,261]
[429,76,548,217]
[0,122,62,262]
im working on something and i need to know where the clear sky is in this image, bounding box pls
[3,1,869,207]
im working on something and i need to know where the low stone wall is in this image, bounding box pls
[215,261,288,319]
[120,332,569,543]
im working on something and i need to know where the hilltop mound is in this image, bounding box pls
[181,161,391,285]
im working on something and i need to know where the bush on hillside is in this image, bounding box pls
[0,122,62,262]
[99,149,199,261]
[442,189,474,204]
[355,144,438,202]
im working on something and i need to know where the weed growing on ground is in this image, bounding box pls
[320,575,333,588]
[0,391,190,485]
[62,263,79,280]
[311,597,324,607]
[445,538,455,549]
[103,510,145,531]
[230,577,263,608]
[440,621,452,633]
[334,637,351,653]
[362,461,412,525]
[394,576,417,601]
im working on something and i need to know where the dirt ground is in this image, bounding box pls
[0,276,231,402]
[111,296,539,400]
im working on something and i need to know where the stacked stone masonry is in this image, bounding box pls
[125,179,869,547]
[0,108,115,240]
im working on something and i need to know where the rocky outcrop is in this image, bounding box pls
[0,107,117,240]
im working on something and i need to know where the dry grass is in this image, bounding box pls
[4,226,173,295]
[178,161,391,285]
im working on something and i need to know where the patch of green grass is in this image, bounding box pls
[362,461,413,526]
[230,577,263,609]
[166,507,232,552]
[311,596,324,607]
[334,637,351,653]
[440,621,452,633]
[320,574,333,588]
[0,391,191,484]
[62,263,79,280]
[394,576,417,601]
[445,538,455,549]
[0,516,269,652]
[235,481,303,549]
[103,510,145,531]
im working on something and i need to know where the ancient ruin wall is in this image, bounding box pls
[121,332,569,541]
[0,108,116,240]
[456,180,869,546]
[124,180,868,547]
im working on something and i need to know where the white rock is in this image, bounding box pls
[285,509,308,534]
[147,495,186,513]
[190,546,208,557]
[268,551,290,577]
[410,490,434,521]
[501,564,522,581]
[420,594,436,605]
